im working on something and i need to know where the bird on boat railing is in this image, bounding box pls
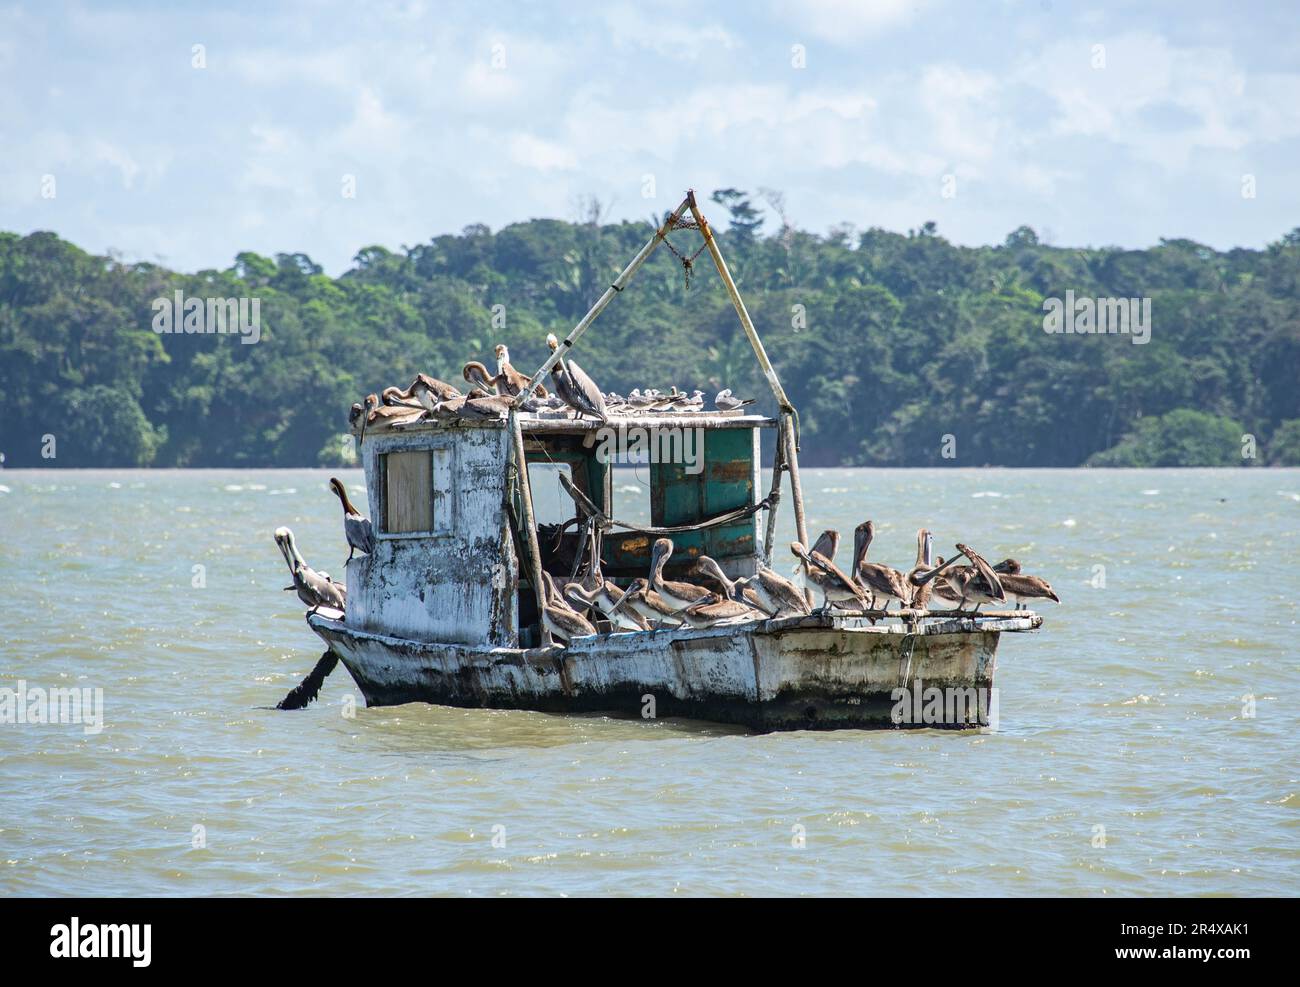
[906,529,935,610]
[690,557,773,616]
[791,534,870,613]
[993,566,1060,609]
[546,333,608,423]
[274,527,346,615]
[329,477,374,564]
[564,582,649,631]
[951,543,1007,611]
[608,577,686,628]
[539,571,595,644]
[852,520,912,612]
[649,538,714,614]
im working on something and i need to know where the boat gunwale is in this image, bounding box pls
[306,608,1042,665]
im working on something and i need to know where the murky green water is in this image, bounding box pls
[1,468,1296,896]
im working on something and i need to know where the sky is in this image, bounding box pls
[2,0,1299,274]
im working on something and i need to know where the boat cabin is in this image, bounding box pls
[346,413,776,648]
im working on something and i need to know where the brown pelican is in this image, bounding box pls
[992,559,1021,574]
[810,529,837,560]
[997,571,1060,609]
[681,595,761,628]
[952,543,1007,611]
[923,556,965,607]
[546,333,607,423]
[328,477,374,562]
[358,393,423,442]
[494,344,548,398]
[906,529,936,610]
[381,386,423,408]
[407,375,462,414]
[714,389,755,412]
[565,582,649,631]
[852,521,912,611]
[649,538,714,613]
[791,537,869,612]
[462,361,499,394]
[539,572,595,644]
[274,527,346,614]
[609,577,685,628]
[690,557,774,616]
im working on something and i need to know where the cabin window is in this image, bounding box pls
[526,461,574,527]
[381,450,434,534]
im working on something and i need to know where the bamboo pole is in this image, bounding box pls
[514,195,694,407]
[686,190,794,414]
[762,424,785,568]
[782,411,813,606]
[508,410,552,647]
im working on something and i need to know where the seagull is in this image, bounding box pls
[714,389,755,412]
[546,333,608,422]
[328,477,374,563]
[274,527,346,614]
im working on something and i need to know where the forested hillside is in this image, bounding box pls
[3,190,1299,467]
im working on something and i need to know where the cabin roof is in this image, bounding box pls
[385,412,777,434]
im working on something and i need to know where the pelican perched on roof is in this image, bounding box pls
[791,534,869,612]
[328,477,374,563]
[358,393,423,442]
[274,527,346,614]
[381,386,423,408]
[462,361,499,394]
[546,333,607,423]
[494,344,548,399]
[852,521,912,611]
[406,375,462,414]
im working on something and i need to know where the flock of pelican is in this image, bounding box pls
[273,475,1060,646]
[536,525,1060,645]
[349,336,756,439]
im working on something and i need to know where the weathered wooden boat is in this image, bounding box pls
[300,191,1042,731]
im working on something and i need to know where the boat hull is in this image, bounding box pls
[306,611,1040,731]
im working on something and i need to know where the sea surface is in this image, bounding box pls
[1,468,1296,897]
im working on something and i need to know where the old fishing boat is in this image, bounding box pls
[298,191,1042,731]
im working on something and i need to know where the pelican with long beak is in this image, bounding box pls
[608,577,685,628]
[406,375,462,414]
[494,344,548,399]
[791,536,869,612]
[538,572,595,644]
[546,333,607,423]
[691,557,774,616]
[462,361,499,394]
[996,570,1060,609]
[649,538,714,613]
[952,543,1007,611]
[852,521,912,611]
[565,582,649,631]
[328,477,374,563]
[274,526,346,614]
[907,529,936,610]
[357,392,423,443]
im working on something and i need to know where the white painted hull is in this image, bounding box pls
[306,610,1041,731]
